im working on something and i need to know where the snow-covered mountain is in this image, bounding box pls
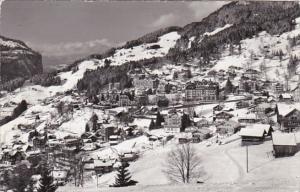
[0,35,43,82]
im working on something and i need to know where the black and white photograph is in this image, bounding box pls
[1,0,300,191]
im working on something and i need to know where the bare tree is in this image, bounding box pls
[164,143,201,183]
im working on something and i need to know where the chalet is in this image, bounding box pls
[176,132,192,144]
[279,93,293,102]
[254,103,273,115]
[244,69,260,79]
[99,124,116,142]
[52,170,68,186]
[178,137,191,144]
[292,85,300,102]
[194,118,210,128]
[132,118,152,130]
[64,137,82,150]
[236,100,250,109]
[272,132,298,157]
[276,103,300,132]
[253,96,268,105]
[94,159,115,175]
[239,127,266,145]
[84,163,95,171]
[214,111,234,121]
[238,113,258,124]
[228,65,242,73]
[251,123,273,136]
[216,120,241,135]
[120,152,139,162]
[109,135,122,146]
[47,139,64,150]
[280,109,300,132]
[192,129,212,143]
[274,83,284,94]
[164,109,181,133]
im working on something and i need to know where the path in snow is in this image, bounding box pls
[225,147,245,183]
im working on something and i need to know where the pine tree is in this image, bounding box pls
[37,166,57,192]
[101,94,105,101]
[12,100,28,118]
[181,114,191,132]
[193,111,198,118]
[185,69,192,79]
[85,123,90,132]
[113,165,137,187]
[90,113,99,132]
[224,78,234,94]
[155,111,164,127]
[149,119,155,130]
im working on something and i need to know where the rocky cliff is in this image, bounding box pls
[0,35,42,82]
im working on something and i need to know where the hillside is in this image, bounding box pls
[2,1,300,192]
[0,35,43,82]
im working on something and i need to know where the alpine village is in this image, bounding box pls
[1,1,300,192]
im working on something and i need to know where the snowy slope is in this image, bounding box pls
[58,137,300,192]
[0,32,181,106]
[211,17,300,88]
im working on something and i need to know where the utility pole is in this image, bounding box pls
[246,144,249,173]
[97,174,99,188]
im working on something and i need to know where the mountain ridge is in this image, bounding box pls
[0,35,43,83]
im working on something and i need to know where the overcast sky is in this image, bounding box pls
[1,1,226,57]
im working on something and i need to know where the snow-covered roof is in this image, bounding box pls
[108,107,128,114]
[277,103,300,117]
[52,170,68,179]
[280,93,292,99]
[238,113,257,119]
[249,123,271,133]
[109,135,120,139]
[272,132,296,146]
[239,127,265,137]
[133,118,152,128]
